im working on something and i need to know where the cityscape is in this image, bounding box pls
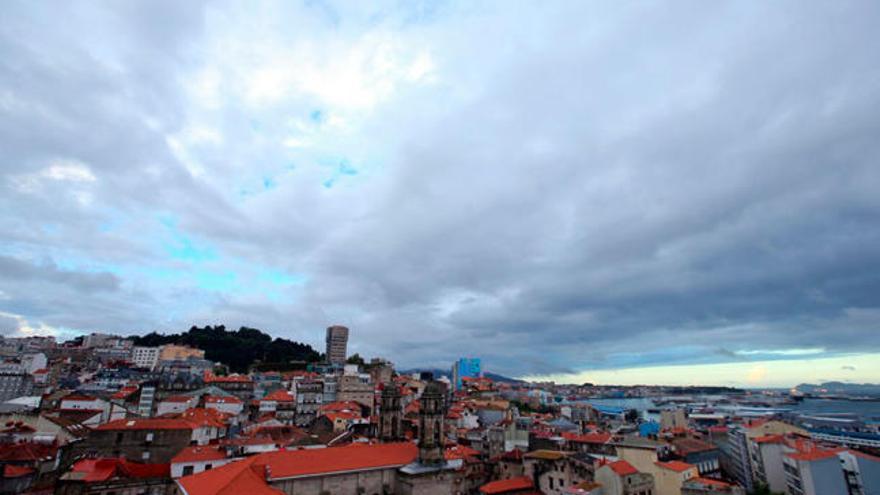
[2,1,880,495]
[0,326,876,494]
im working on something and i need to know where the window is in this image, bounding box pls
[183,465,194,476]
[142,451,150,460]
[205,464,212,470]
[145,432,154,442]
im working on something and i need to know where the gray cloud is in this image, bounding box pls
[1,1,879,378]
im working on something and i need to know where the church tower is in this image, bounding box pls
[379,382,403,442]
[418,381,446,466]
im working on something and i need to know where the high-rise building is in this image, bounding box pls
[325,325,349,365]
[451,357,481,391]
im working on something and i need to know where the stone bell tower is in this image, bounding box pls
[417,381,446,466]
[379,382,403,442]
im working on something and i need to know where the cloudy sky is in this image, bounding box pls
[2,1,879,387]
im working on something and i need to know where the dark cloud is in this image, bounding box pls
[1,1,879,378]
[0,255,120,293]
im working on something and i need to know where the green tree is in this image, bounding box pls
[346,353,365,366]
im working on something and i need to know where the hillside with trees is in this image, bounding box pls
[132,325,322,373]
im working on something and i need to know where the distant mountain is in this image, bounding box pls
[132,325,321,373]
[400,368,524,384]
[794,381,880,397]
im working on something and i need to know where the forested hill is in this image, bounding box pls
[132,325,322,373]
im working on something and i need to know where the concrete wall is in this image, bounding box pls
[802,457,847,495]
[272,467,398,495]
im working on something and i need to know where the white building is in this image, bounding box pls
[205,395,244,416]
[131,346,161,370]
[170,446,233,478]
[156,395,197,416]
[20,353,47,374]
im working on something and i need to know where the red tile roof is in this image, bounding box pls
[269,442,417,479]
[319,401,363,414]
[261,390,294,402]
[608,459,638,476]
[445,444,480,460]
[180,461,283,495]
[110,386,139,400]
[673,437,717,455]
[178,442,417,494]
[563,431,612,444]
[95,418,194,431]
[206,395,243,404]
[61,394,97,402]
[68,458,169,482]
[688,477,734,488]
[164,395,195,403]
[3,465,34,478]
[0,442,58,462]
[500,448,524,461]
[173,445,228,464]
[656,460,696,472]
[323,411,361,422]
[479,476,534,494]
[180,408,230,428]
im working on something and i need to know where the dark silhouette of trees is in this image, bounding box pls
[132,325,320,373]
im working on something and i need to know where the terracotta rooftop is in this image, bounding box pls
[656,460,696,472]
[64,458,169,482]
[3,465,34,478]
[479,476,534,494]
[205,395,242,404]
[606,459,639,476]
[262,389,294,402]
[177,442,417,494]
[163,395,195,403]
[96,418,194,431]
[445,444,481,460]
[563,432,612,444]
[686,477,734,488]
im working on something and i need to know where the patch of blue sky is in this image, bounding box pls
[262,177,277,190]
[319,157,359,188]
[310,109,323,123]
[167,236,217,262]
[158,214,218,262]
